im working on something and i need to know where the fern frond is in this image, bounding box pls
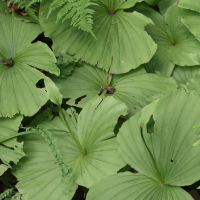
[49,0,97,37]
[7,0,97,36]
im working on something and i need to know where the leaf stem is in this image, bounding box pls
[0,52,12,66]
[0,130,37,144]
[60,108,87,155]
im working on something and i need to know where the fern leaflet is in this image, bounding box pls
[33,0,97,37]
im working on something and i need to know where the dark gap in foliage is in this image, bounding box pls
[75,95,86,105]
[32,33,53,48]
[72,186,88,200]
[36,79,45,88]
[114,117,126,135]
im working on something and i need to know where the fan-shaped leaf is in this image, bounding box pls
[137,3,200,76]
[14,97,127,199]
[87,89,200,200]
[87,172,193,200]
[54,63,177,117]
[39,0,157,74]
[118,89,200,186]
[0,13,59,117]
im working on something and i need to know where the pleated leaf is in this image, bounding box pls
[0,1,7,12]
[87,89,200,199]
[54,63,177,117]
[0,115,24,175]
[14,97,127,199]
[39,0,157,74]
[137,3,200,76]
[118,89,200,186]
[0,13,59,117]
[87,172,193,200]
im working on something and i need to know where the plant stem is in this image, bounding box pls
[0,52,12,66]
[111,0,114,13]
[60,108,86,155]
[0,130,37,144]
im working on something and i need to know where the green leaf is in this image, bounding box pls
[0,1,7,12]
[0,13,59,117]
[87,89,200,199]
[186,72,200,95]
[87,172,193,200]
[118,0,143,9]
[144,0,159,6]
[14,97,127,199]
[44,77,63,106]
[39,0,157,74]
[54,63,177,117]
[158,0,177,15]
[178,0,200,13]
[0,115,24,175]
[118,89,200,186]
[178,4,200,42]
[172,65,200,87]
[137,3,200,76]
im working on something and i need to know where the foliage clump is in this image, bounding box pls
[1,0,200,199]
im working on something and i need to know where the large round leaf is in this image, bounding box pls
[14,97,127,199]
[118,89,200,186]
[0,13,59,117]
[86,89,200,199]
[87,172,193,200]
[54,63,177,117]
[136,3,200,77]
[39,0,157,74]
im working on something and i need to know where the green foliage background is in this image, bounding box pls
[1,0,200,199]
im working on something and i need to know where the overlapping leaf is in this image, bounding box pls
[178,1,200,42]
[0,13,59,117]
[158,0,177,15]
[172,65,200,88]
[87,89,200,199]
[178,0,200,12]
[14,97,127,199]
[39,0,157,74]
[0,115,24,175]
[87,173,192,200]
[54,63,177,117]
[137,3,200,77]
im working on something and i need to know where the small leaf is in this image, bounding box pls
[44,77,63,106]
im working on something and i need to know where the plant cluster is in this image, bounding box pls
[1,0,200,199]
